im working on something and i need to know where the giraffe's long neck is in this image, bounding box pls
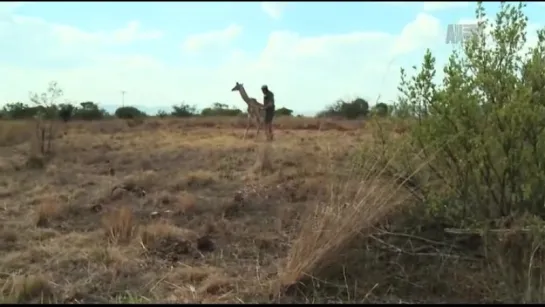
[238,86,252,105]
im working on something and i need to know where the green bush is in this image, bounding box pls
[0,100,110,121]
[73,102,107,120]
[58,103,75,122]
[317,98,369,119]
[114,106,147,119]
[201,103,242,117]
[156,110,168,118]
[357,3,545,302]
[395,2,545,226]
[275,107,294,117]
[372,102,389,117]
[1,102,37,119]
[171,103,197,117]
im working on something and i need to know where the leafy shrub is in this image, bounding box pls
[357,4,545,301]
[201,103,242,117]
[73,102,108,120]
[395,2,545,226]
[372,102,389,117]
[171,103,197,117]
[318,98,369,119]
[58,104,75,122]
[275,107,294,116]
[156,110,168,118]
[115,106,147,119]
[1,102,37,119]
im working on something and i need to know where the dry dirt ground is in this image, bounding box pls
[1,118,403,303]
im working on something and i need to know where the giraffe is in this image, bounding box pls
[231,82,264,140]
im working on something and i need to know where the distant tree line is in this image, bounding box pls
[316,97,399,119]
[2,85,405,122]
[0,100,296,121]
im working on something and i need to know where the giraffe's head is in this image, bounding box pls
[231,82,243,92]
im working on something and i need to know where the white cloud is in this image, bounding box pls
[0,11,445,115]
[423,2,469,12]
[0,12,163,63]
[182,24,242,52]
[261,2,287,19]
[393,13,442,56]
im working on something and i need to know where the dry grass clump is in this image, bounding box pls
[252,143,273,173]
[140,221,186,244]
[35,202,63,227]
[139,221,198,249]
[138,221,198,261]
[278,153,426,295]
[1,274,55,303]
[181,170,219,188]
[0,121,32,147]
[123,170,160,190]
[176,192,197,214]
[102,206,136,244]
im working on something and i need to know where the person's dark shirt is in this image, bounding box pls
[264,90,275,109]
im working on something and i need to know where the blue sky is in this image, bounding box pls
[0,2,544,115]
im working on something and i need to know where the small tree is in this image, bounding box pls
[350,98,369,118]
[156,110,168,118]
[171,102,197,117]
[201,102,242,116]
[275,107,294,116]
[58,103,75,122]
[73,101,105,120]
[29,81,63,155]
[388,2,545,299]
[115,106,147,119]
[318,98,370,119]
[372,102,389,117]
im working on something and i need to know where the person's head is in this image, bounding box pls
[261,85,269,94]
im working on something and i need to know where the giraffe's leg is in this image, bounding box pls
[255,114,262,139]
[255,112,263,139]
[243,115,251,140]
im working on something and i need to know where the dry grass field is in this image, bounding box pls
[0,116,531,303]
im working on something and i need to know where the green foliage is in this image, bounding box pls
[171,103,197,117]
[0,103,59,120]
[58,104,75,122]
[372,102,389,117]
[201,102,242,117]
[2,102,36,119]
[73,101,108,120]
[389,99,413,118]
[318,97,369,119]
[395,2,545,226]
[0,99,110,121]
[114,106,147,119]
[275,107,294,117]
[156,110,168,118]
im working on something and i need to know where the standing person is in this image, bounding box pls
[261,85,275,141]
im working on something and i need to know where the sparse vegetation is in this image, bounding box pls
[275,107,294,117]
[29,81,62,157]
[317,97,371,119]
[171,102,197,117]
[0,1,543,304]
